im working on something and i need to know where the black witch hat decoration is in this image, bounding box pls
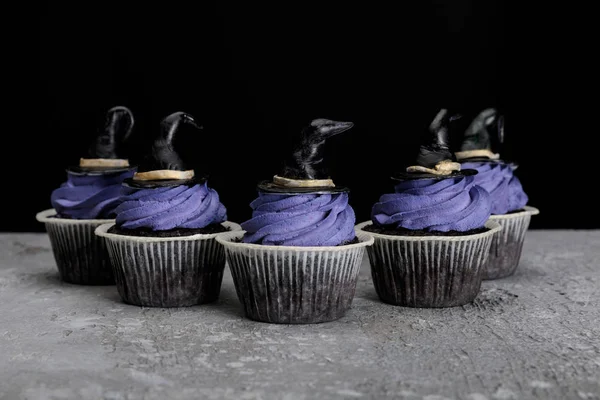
[126,111,203,188]
[69,106,135,174]
[257,118,354,194]
[393,109,476,181]
[454,108,504,162]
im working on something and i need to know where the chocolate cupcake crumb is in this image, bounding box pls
[51,214,73,219]
[339,237,360,245]
[108,223,230,237]
[504,208,526,215]
[363,224,488,237]
[232,236,360,246]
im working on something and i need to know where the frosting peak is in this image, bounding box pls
[461,161,528,214]
[115,182,227,231]
[241,192,356,246]
[372,176,491,232]
[51,169,135,219]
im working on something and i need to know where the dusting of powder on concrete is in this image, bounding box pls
[0,231,599,399]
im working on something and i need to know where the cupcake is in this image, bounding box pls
[454,108,539,280]
[216,119,374,324]
[356,109,502,308]
[36,106,136,285]
[95,112,241,307]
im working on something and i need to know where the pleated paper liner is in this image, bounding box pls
[216,230,374,324]
[36,208,115,285]
[356,220,502,308]
[485,206,539,280]
[95,221,242,307]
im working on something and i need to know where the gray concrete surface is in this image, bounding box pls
[0,231,599,400]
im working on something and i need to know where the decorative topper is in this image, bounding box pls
[394,109,475,181]
[128,112,204,187]
[455,108,503,161]
[71,106,135,173]
[258,118,354,194]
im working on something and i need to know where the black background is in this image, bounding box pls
[3,2,595,231]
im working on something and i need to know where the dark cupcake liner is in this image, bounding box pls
[484,206,539,280]
[36,209,115,285]
[95,222,242,307]
[216,231,374,324]
[356,220,502,308]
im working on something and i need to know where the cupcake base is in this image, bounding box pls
[484,206,539,280]
[356,220,502,308]
[95,221,242,307]
[216,231,374,324]
[36,209,115,285]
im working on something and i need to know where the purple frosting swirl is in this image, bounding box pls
[115,182,227,230]
[461,161,528,214]
[371,176,491,232]
[241,193,356,246]
[50,170,134,219]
